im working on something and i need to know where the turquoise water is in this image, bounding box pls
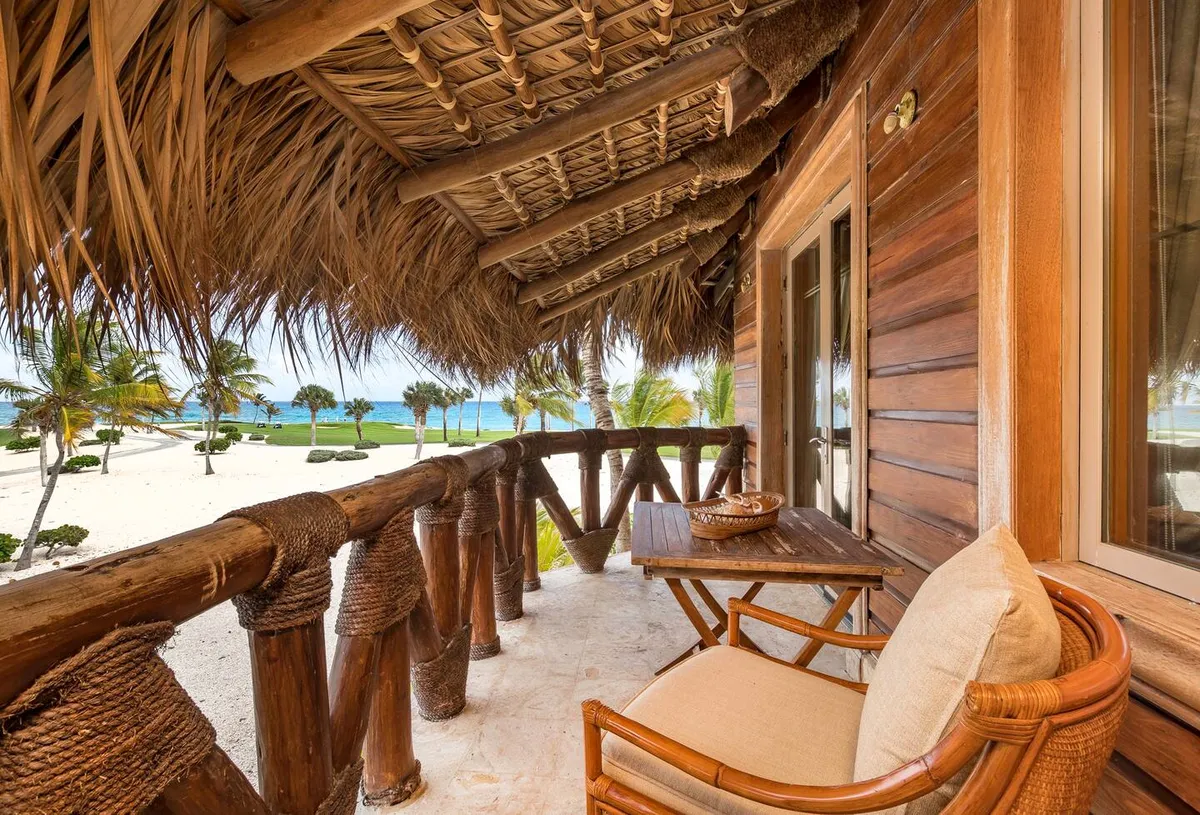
[0,400,593,432]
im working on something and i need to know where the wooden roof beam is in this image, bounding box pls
[516,157,774,303]
[380,20,480,145]
[536,203,750,323]
[394,43,746,202]
[478,76,817,267]
[224,0,437,84]
[725,65,771,135]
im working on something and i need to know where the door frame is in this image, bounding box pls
[755,87,867,538]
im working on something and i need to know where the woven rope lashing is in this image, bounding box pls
[685,118,780,184]
[563,527,619,574]
[335,507,426,638]
[716,425,748,472]
[518,430,554,460]
[0,622,215,814]
[687,229,729,265]
[414,455,470,526]
[673,184,748,232]
[317,758,365,815]
[577,427,608,470]
[459,472,500,538]
[411,624,472,721]
[493,554,526,621]
[678,427,708,464]
[727,0,859,106]
[516,456,558,502]
[222,492,351,631]
[623,429,671,486]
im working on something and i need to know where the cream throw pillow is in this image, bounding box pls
[852,524,1060,814]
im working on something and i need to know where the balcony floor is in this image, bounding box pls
[166,552,850,814]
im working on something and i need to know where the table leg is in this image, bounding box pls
[690,581,765,653]
[665,579,720,648]
[657,581,766,675]
[792,587,862,667]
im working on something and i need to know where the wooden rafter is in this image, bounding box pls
[478,76,817,267]
[224,0,437,84]
[475,0,574,200]
[395,44,745,201]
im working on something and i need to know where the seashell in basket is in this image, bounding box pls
[684,491,786,540]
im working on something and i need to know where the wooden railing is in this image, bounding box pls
[0,425,746,813]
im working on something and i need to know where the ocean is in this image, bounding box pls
[0,400,594,432]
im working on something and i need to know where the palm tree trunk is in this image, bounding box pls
[415,415,425,459]
[540,408,547,432]
[582,328,631,551]
[38,430,48,488]
[442,409,448,442]
[476,392,483,437]
[204,403,216,475]
[310,410,318,446]
[457,403,465,435]
[355,418,363,441]
[18,427,66,570]
[101,421,116,475]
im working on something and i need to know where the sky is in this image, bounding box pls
[0,328,701,402]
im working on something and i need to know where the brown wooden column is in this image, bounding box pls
[492,452,525,621]
[470,529,500,657]
[515,434,558,592]
[363,622,421,804]
[705,425,747,498]
[154,746,269,815]
[460,472,501,659]
[578,429,607,532]
[679,427,705,503]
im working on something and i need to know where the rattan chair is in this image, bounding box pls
[582,577,1131,814]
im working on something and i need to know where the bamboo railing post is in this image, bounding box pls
[520,491,541,591]
[637,480,656,502]
[411,456,473,722]
[328,634,380,771]
[578,429,606,532]
[515,433,557,592]
[363,622,422,804]
[679,427,705,503]
[471,529,500,657]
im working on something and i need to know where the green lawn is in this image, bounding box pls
[185,421,516,447]
[178,421,723,456]
[0,429,15,445]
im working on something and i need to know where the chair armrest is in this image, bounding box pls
[581,700,986,814]
[728,598,890,651]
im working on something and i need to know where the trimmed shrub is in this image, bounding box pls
[0,533,19,564]
[218,424,238,433]
[354,440,380,450]
[78,438,104,446]
[223,430,243,443]
[447,439,476,448]
[63,455,101,472]
[96,429,124,444]
[335,450,368,461]
[249,433,266,441]
[307,449,337,463]
[36,524,89,556]
[5,437,39,452]
[194,437,232,454]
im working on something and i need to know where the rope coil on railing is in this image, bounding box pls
[414,455,470,525]
[493,554,526,621]
[715,425,748,471]
[516,456,558,501]
[335,508,426,638]
[518,430,554,461]
[459,472,500,538]
[411,624,473,721]
[563,528,619,574]
[623,428,671,485]
[0,622,215,813]
[679,426,708,464]
[577,427,608,470]
[222,492,350,631]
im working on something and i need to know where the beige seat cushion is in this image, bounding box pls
[603,645,864,815]
[853,524,1061,814]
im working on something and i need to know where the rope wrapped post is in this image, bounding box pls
[0,622,262,815]
[461,473,502,659]
[705,426,748,498]
[630,429,683,505]
[577,429,607,532]
[679,427,707,503]
[155,746,270,815]
[413,456,473,721]
[516,433,556,591]
[493,458,525,620]
[327,507,427,807]
[222,493,349,814]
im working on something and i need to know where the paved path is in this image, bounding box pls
[0,434,187,479]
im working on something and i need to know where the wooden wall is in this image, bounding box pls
[737,0,981,629]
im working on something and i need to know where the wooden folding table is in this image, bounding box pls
[631,502,903,672]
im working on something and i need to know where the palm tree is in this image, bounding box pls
[184,339,272,475]
[455,387,473,436]
[581,325,630,551]
[344,397,375,441]
[1,320,182,570]
[499,392,533,433]
[611,369,694,428]
[249,392,269,425]
[265,402,283,426]
[694,358,735,426]
[475,389,484,437]
[293,384,338,446]
[96,349,181,474]
[10,396,55,487]
[432,386,453,442]
[402,381,442,458]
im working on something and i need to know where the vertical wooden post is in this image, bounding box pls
[363,623,422,805]
[248,623,335,814]
[328,634,380,771]
[520,497,540,591]
[579,430,605,532]
[459,531,481,627]
[680,428,704,503]
[419,521,462,638]
[470,529,500,658]
[637,481,656,502]
[493,461,524,621]
[497,467,519,563]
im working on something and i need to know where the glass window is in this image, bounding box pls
[1103,0,1200,573]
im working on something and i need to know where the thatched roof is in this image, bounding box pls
[0,0,856,380]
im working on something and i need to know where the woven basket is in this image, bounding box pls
[684,492,785,539]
